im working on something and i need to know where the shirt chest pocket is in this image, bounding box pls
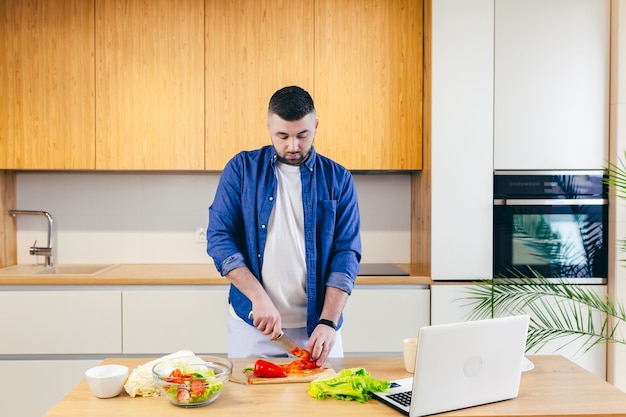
[317,200,337,237]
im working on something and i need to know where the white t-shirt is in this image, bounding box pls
[261,162,307,328]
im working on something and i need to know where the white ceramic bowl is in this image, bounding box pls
[85,364,129,398]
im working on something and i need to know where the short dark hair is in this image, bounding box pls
[268,86,315,121]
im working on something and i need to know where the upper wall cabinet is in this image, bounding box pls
[0,0,95,169]
[493,0,610,170]
[205,0,315,171]
[314,0,423,170]
[206,0,423,171]
[1,0,424,171]
[95,0,205,170]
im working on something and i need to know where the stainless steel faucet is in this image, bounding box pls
[9,210,54,267]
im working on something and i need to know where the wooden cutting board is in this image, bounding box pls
[244,362,335,384]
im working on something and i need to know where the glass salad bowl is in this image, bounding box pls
[152,355,232,407]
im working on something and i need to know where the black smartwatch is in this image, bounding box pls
[318,318,337,330]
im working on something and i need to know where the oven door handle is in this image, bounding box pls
[494,198,608,206]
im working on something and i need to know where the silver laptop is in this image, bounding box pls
[373,315,530,417]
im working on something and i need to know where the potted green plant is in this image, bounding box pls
[466,272,625,353]
[467,155,626,353]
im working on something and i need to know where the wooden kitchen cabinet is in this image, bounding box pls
[206,0,423,171]
[95,0,205,170]
[0,290,122,354]
[2,0,424,171]
[0,0,95,169]
[314,0,423,170]
[122,288,230,354]
[204,0,315,170]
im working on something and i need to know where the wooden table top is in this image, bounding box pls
[44,355,626,417]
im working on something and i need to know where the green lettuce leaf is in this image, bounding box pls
[307,368,390,403]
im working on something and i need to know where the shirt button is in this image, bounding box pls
[257,253,261,258]
[261,224,266,229]
[269,196,273,201]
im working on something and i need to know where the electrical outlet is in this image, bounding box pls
[194,227,207,243]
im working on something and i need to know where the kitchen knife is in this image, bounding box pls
[248,311,302,356]
[273,331,301,356]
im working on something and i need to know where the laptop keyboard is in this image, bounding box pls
[388,390,412,407]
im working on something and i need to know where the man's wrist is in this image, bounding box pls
[317,318,337,330]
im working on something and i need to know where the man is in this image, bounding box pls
[207,86,361,365]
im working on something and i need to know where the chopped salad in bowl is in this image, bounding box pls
[152,355,232,407]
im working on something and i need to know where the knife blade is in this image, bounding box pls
[273,331,301,356]
[248,311,302,356]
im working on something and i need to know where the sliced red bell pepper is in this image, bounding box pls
[165,368,187,384]
[281,359,318,373]
[281,347,320,372]
[243,359,288,378]
[289,347,311,361]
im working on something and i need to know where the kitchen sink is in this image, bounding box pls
[34,264,119,276]
[0,264,119,276]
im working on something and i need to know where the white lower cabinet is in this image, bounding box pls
[123,286,428,356]
[431,283,607,379]
[430,284,477,325]
[0,290,122,354]
[0,359,101,417]
[122,288,230,354]
[0,284,427,417]
[0,289,121,417]
[341,286,430,354]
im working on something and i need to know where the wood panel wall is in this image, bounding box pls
[411,0,431,275]
[0,171,17,268]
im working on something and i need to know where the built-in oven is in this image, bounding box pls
[493,170,608,283]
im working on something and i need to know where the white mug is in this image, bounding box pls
[403,337,418,373]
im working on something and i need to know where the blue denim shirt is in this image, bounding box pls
[207,145,361,335]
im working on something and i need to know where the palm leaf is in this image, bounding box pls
[511,205,603,278]
[605,151,626,200]
[466,271,626,354]
[606,151,626,263]
[467,153,626,356]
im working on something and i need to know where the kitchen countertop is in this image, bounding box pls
[44,355,626,417]
[0,263,431,286]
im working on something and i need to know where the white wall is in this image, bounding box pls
[12,172,412,265]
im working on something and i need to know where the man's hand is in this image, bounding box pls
[307,323,336,366]
[308,286,349,365]
[249,304,282,340]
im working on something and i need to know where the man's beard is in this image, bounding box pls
[276,150,311,166]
